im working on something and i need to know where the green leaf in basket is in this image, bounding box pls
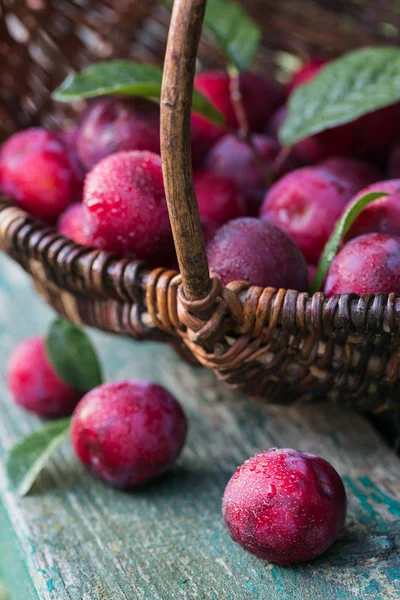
[279,47,400,146]
[203,0,261,72]
[310,191,388,294]
[53,60,224,126]
[6,418,71,497]
[46,318,103,392]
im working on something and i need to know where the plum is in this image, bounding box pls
[324,233,400,296]
[207,217,308,290]
[0,128,82,222]
[7,337,81,418]
[223,447,346,564]
[71,380,187,487]
[260,167,355,264]
[194,170,246,226]
[76,97,160,171]
[83,151,173,261]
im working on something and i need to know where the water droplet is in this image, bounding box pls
[266,484,276,499]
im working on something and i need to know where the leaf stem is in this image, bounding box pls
[228,64,249,138]
[228,64,273,189]
[271,146,291,179]
[310,191,388,294]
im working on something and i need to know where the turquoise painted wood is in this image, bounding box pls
[0,253,400,600]
[0,497,37,600]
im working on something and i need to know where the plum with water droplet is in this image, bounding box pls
[71,380,187,487]
[83,150,173,260]
[207,217,308,290]
[324,233,400,296]
[346,180,400,240]
[222,447,346,564]
[0,128,82,222]
[260,166,358,264]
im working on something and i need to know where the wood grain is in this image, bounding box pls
[0,254,400,599]
[160,0,211,302]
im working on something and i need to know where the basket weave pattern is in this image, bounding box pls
[1,195,400,412]
[2,0,400,412]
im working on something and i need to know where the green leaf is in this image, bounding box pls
[203,0,261,71]
[6,419,71,497]
[311,192,388,294]
[53,60,224,126]
[53,61,163,100]
[280,47,400,146]
[46,318,103,392]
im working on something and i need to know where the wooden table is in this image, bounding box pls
[1,253,400,600]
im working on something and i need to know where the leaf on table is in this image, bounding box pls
[46,318,103,393]
[6,418,71,497]
[279,47,400,146]
[311,191,389,294]
[53,60,224,125]
[203,0,261,72]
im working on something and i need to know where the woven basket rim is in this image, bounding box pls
[2,0,400,411]
[1,197,400,341]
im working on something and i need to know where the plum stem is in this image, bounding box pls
[228,64,249,138]
[228,64,274,189]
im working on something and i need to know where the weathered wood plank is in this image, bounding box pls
[0,254,400,600]
[0,497,37,600]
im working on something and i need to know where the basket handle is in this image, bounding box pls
[160,0,211,302]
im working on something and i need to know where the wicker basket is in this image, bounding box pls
[1,0,400,412]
